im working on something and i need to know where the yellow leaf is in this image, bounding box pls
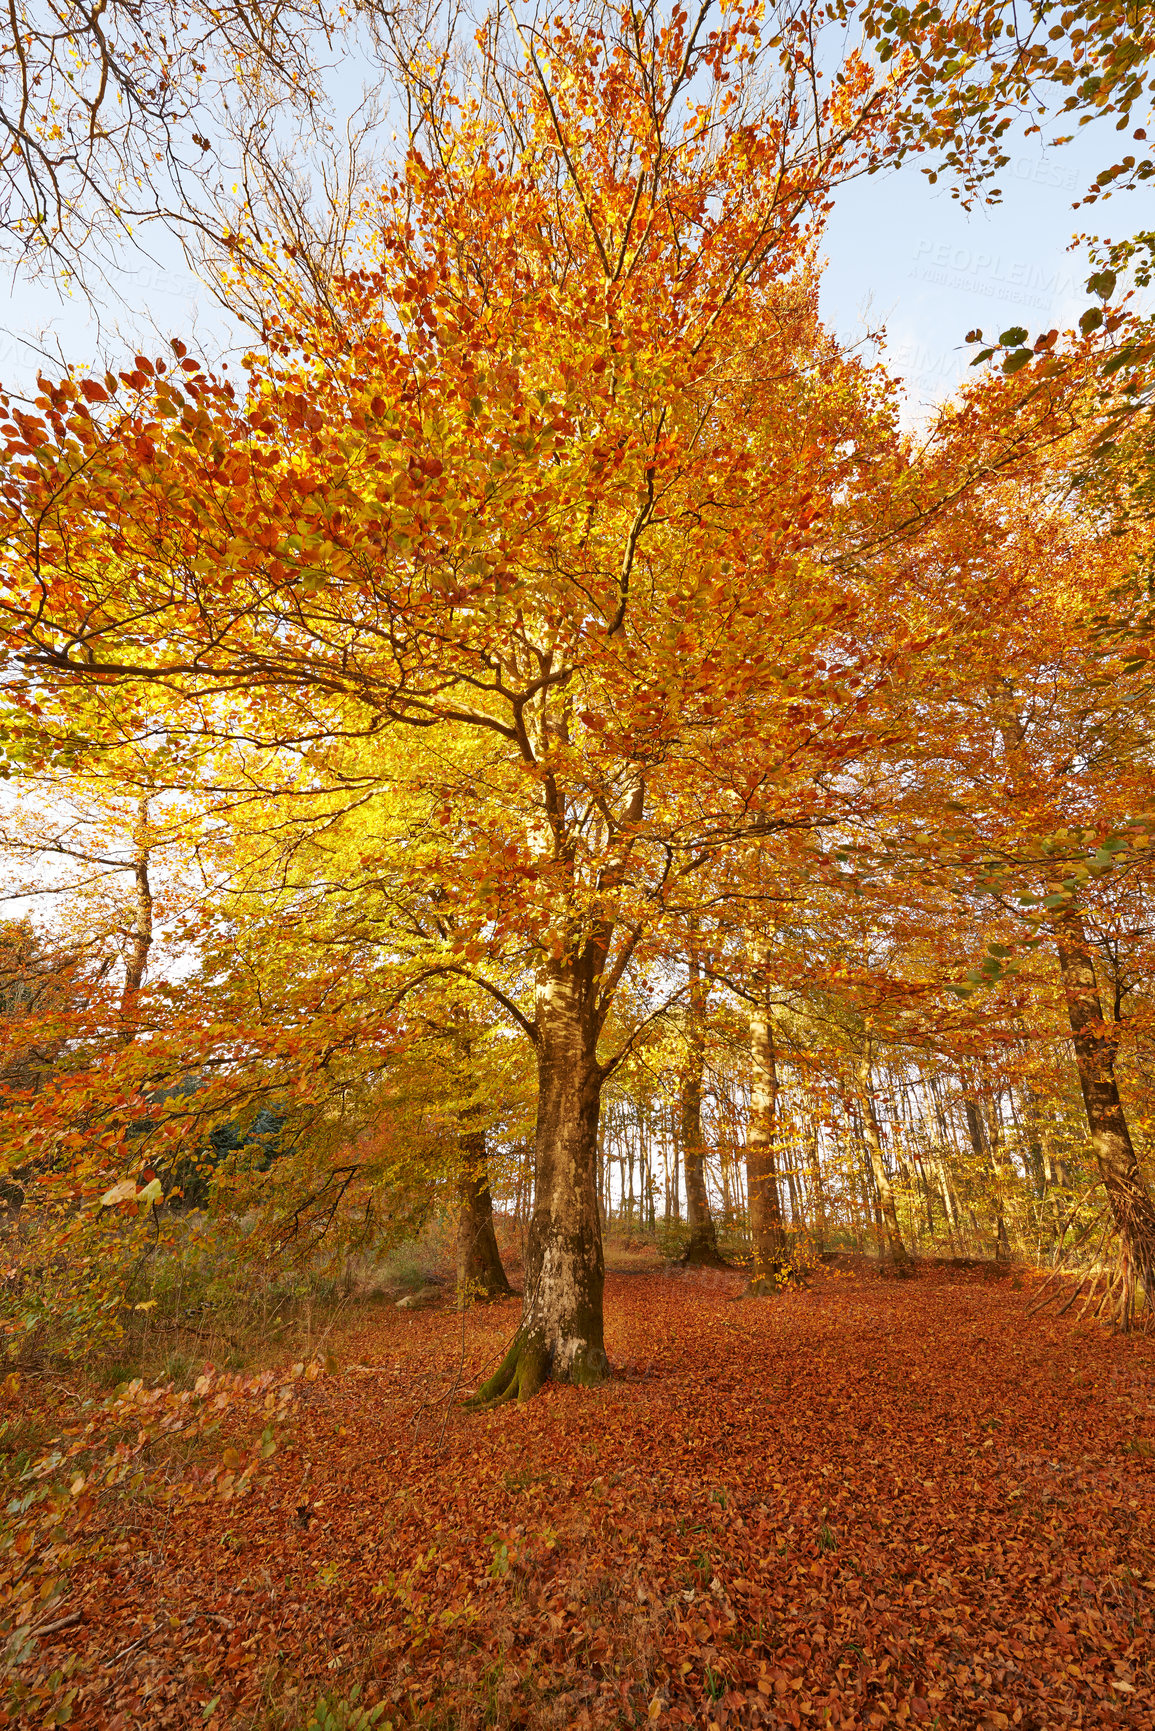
[100,1178,139,1206]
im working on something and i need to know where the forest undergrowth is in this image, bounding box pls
[5,1260,1153,1730]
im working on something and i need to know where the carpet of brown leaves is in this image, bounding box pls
[17,1263,1155,1729]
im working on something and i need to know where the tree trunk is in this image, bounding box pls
[456,1130,514,1303]
[926,1075,962,1245]
[457,1135,516,1301]
[784,1148,802,1230]
[804,1117,826,1251]
[473,959,608,1402]
[856,1047,912,1274]
[987,1101,1012,1264]
[720,1147,733,1227]
[681,931,724,1265]
[964,1092,1011,1263]
[119,796,153,1044]
[1055,909,1155,1326]
[670,1103,681,1221]
[745,965,791,1288]
[626,1138,635,1225]
[932,1149,960,1243]
[1018,1084,1047,1200]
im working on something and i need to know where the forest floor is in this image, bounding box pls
[9,1255,1155,1730]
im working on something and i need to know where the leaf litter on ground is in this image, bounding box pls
[4,1263,1153,1729]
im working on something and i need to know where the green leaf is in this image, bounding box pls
[1079,307,1104,335]
[1002,349,1033,374]
[1087,268,1117,300]
[1042,893,1071,908]
[998,326,1029,346]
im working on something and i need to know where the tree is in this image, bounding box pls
[678,919,725,1266]
[875,370,1155,1319]
[0,0,347,278]
[6,0,1068,1390]
[864,0,1155,208]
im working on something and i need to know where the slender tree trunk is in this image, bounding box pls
[964,1091,1010,1263]
[987,1100,1012,1264]
[784,1150,802,1230]
[745,964,791,1289]
[1019,1084,1047,1199]
[804,1117,826,1250]
[913,1152,935,1236]
[670,1103,681,1221]
[932,1149,959,1243]
[1042,1135,1067,1191]
[681,931,723,1265]
[456,1129,514,1303]
[1055,909,1155,1325]
[474,959,608,1402]
[119,796,153,1044]
[926,1075,962,1244]
[856,1046,912,1273]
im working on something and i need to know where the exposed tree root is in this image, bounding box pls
[466,1326,609,1407]
[1027,1191,1154,1334]
[466,1331,550,1408]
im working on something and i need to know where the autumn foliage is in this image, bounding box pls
[0,0,1154,1724]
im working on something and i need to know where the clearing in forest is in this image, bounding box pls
[19,1264,1155,1730]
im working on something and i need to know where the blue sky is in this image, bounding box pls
[0,97,1141,416]
[819,115,1131,416]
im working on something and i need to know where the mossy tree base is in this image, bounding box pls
[467,1328,608,1407]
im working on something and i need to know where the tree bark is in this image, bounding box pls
[681,930,724,1265]
[804,1117,826,1251]
[745,964,791,1288]
[856,1046,912,1274]
[119,796,153,1044]
[473,957,608,1402]
[456,1129,514,1303]
[670,1102,681,1221]
[987,1101,1012,1264]
[926,1075,962,1246]
[964,1091,1011,1263]
[1018,1084,1047,1200]
[1055,909,1155,1325]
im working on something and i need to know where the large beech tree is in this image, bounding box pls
[2,1,1021,1392]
